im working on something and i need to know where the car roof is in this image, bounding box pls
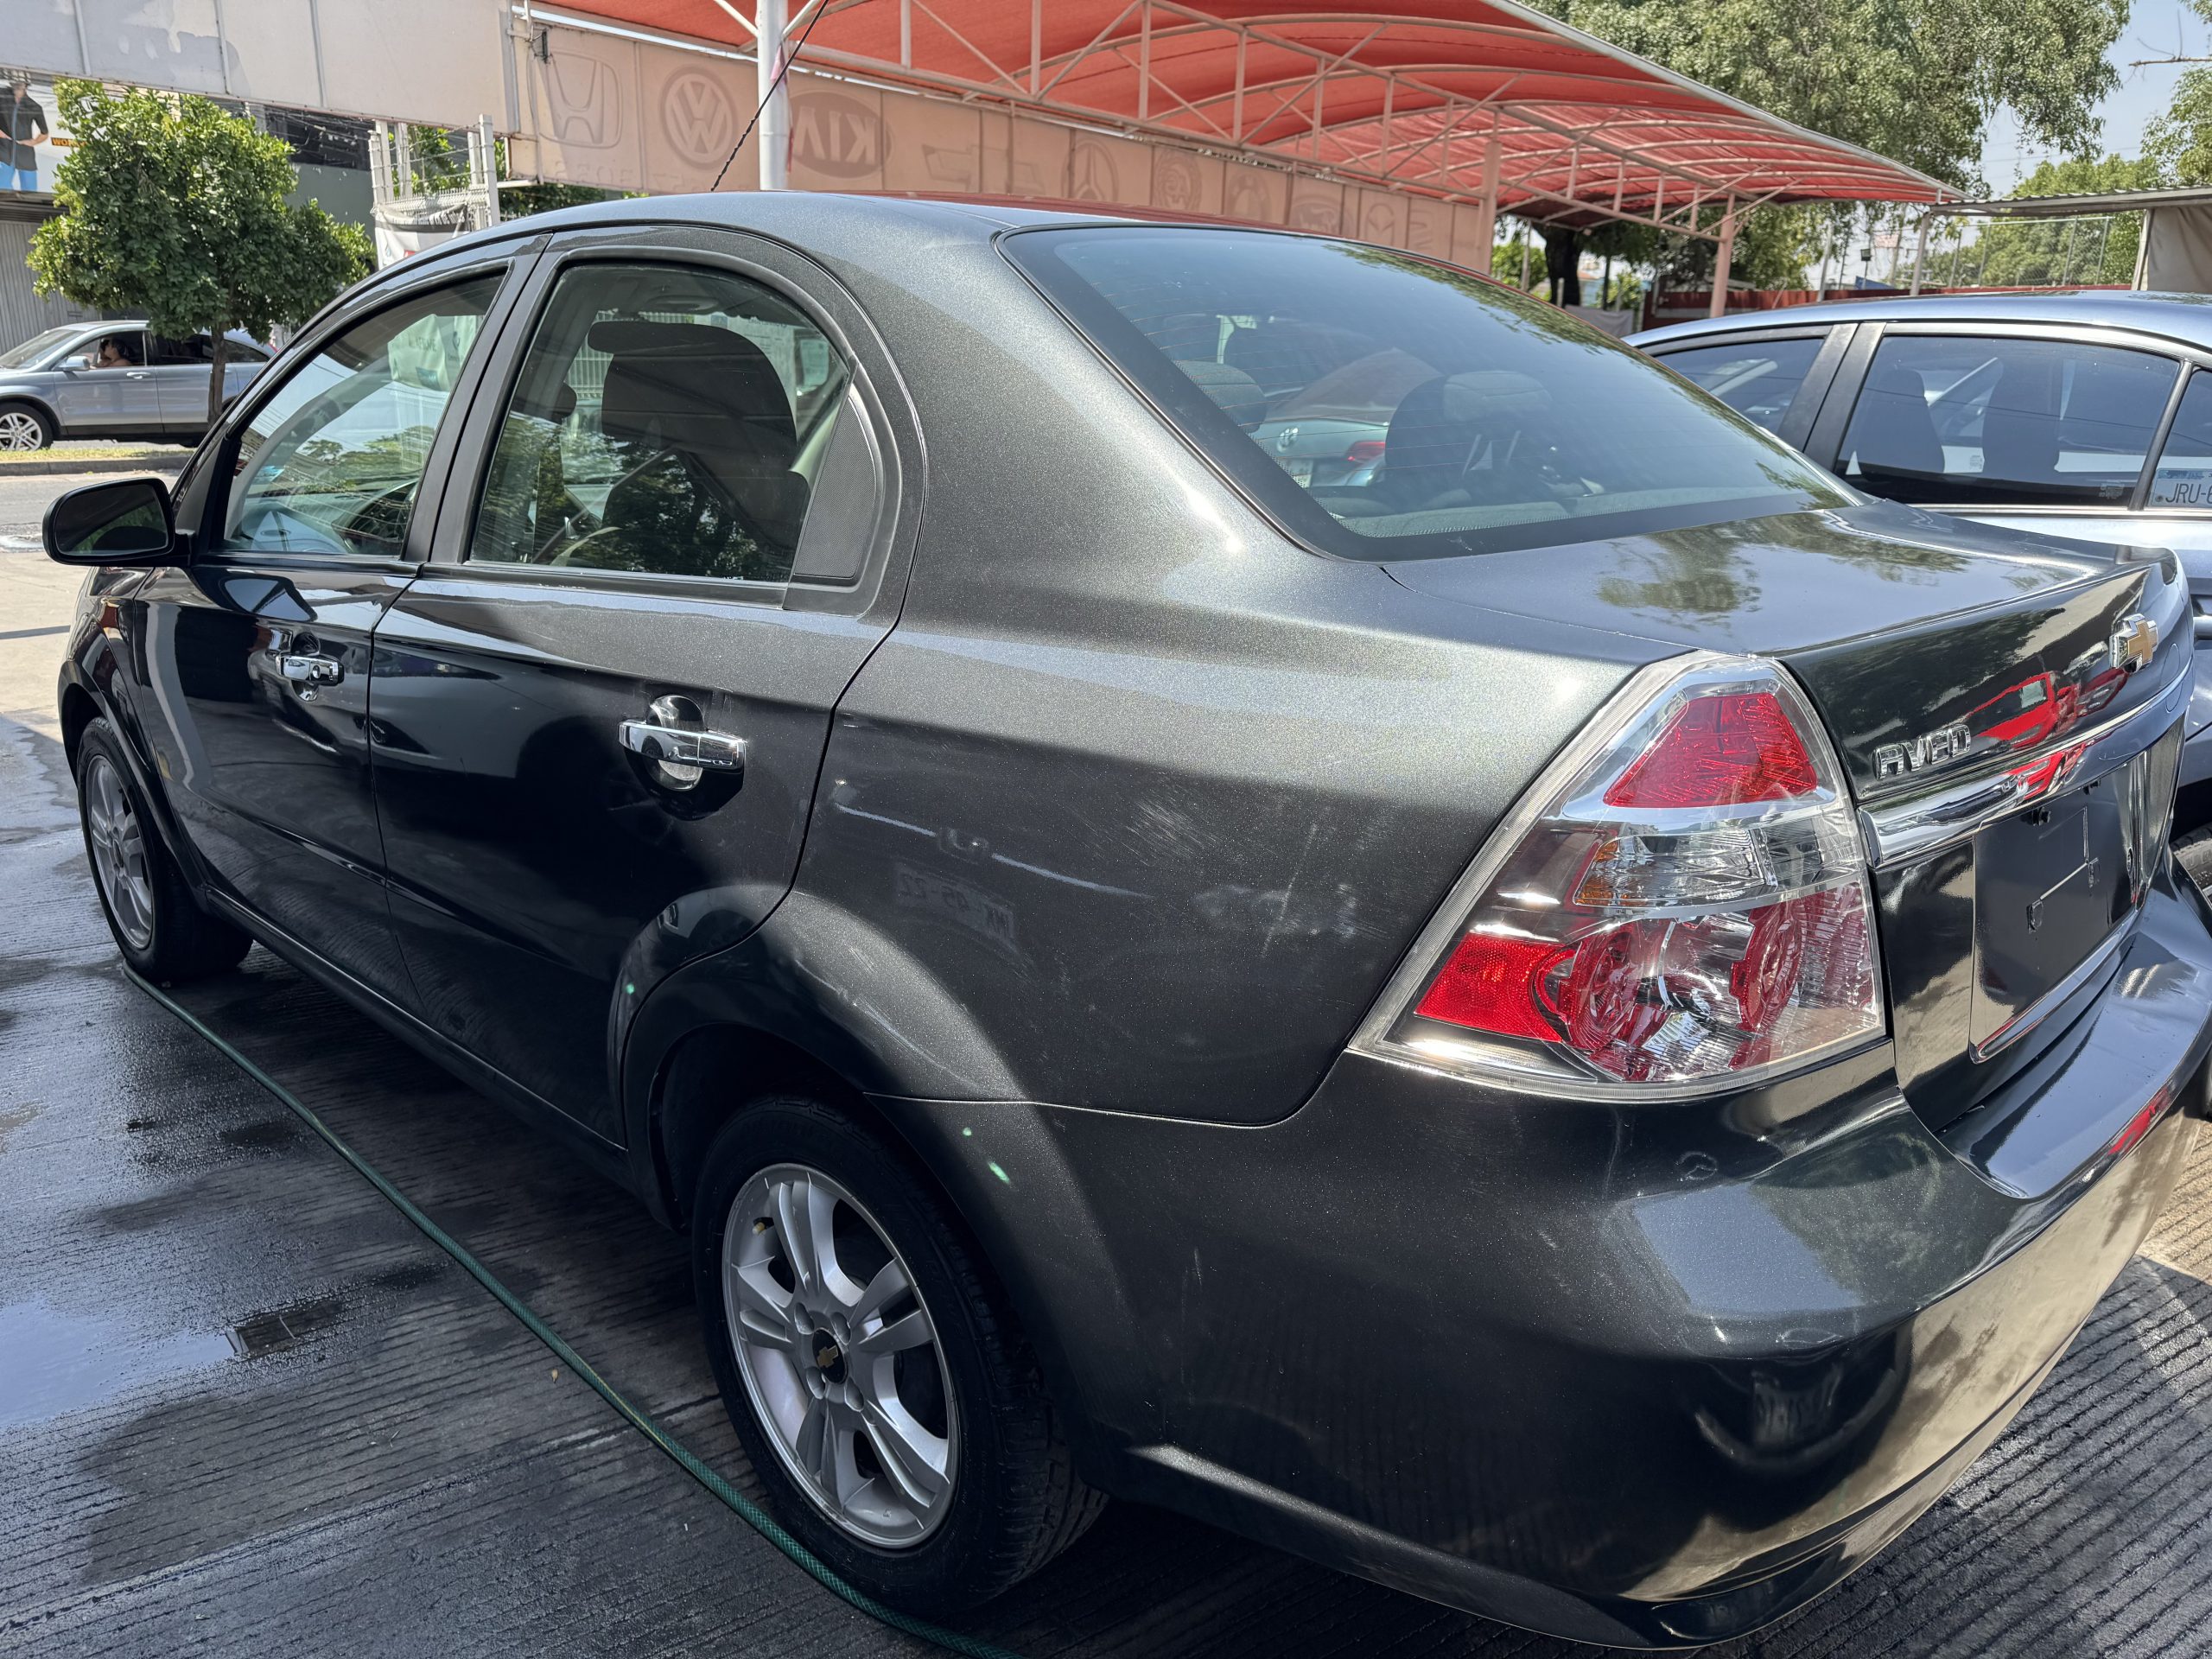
[391,190,1389,293]
[1628,289,2212,353]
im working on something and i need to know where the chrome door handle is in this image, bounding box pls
[124,370,151,379]
[279,653,344,687]
[620,694,746,790]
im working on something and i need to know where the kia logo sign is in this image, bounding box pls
[793,92,883,178]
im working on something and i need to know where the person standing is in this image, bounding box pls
[2,78,49,193]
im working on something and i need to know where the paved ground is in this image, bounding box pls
[4,472,2212,1657]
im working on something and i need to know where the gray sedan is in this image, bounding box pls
[43,198,2212,1645]
[0,319,269,449]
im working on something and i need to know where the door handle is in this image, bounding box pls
[279,653,344,688]
[619,694,745,790]
[124,371,151,380]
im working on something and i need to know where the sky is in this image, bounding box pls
[1980,0,2196,188]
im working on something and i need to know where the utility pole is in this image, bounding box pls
[758,0,790,189]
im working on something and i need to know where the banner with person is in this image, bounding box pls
[0,73,71,195]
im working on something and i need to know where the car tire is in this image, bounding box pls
[0,401,54,452]
[75,717,251,982]
[692,1095,1104,1614]
[2177,824,2212,894]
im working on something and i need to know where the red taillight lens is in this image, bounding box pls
[1344,438,1386,465]
[1414,931,1563,1040]
[1605,691,1818,808]
[1356,655,1885,1092]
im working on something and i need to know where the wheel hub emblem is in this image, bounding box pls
[812,1333,847,1383]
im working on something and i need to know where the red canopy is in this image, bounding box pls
[557,0,1950,233]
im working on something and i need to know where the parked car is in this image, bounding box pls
[0,319,267,449]
[1631,292,2212,863]
[49,198,2212,1647]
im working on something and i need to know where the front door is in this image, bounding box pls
[117,266,517,1000]
[53,328,159,431]
[370,243,909,1141]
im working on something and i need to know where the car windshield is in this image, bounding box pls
[1007,227,1851,561]
[0,325,85,371]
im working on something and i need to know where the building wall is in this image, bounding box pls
[0,206,100,349]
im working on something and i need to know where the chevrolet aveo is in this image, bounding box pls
[48,195,2212,1647]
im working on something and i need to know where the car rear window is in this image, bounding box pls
[1004,226,1849,561]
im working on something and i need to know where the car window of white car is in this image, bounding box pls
[1840,334,2179,507]
[1652,336,1825,435]
[219,277,500,560]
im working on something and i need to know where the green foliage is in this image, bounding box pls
[1529,0,2126,295]
[2147,35,2212,188]
[28,83,371,423]
[1537,0,2123,190]
[1491,230,1548,290]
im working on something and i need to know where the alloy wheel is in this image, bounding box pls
[723,1162,958,1548]
[84,754,155,950]
[0,410,44,451]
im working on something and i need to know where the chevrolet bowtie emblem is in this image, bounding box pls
[2109,612,2158,675]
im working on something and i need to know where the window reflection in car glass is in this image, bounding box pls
[1840,334,2177,507]
[1655,337,1823,434]
[2150,369,2212,508]
[1013,228,1847,562]
[468,262,850,582]
[221,277,499,559]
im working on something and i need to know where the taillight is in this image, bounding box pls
[1344,438,1386,466]
[1355,652,1884,1093]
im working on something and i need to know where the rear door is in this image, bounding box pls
[149,332,269,430]
[115,252,530,1001]
[1803,322,2185,543]
[369,229,916,1142]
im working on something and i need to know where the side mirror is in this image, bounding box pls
[58,353,92,372]
[45,477,179,568]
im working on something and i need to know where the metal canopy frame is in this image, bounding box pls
[543,0,1952,313]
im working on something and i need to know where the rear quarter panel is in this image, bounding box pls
[768,229,1658,1122]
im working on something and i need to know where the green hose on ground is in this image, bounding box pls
[130,968,1025,1659]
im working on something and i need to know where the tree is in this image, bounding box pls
[1526,0,2126,292]
[1491,229,1548,291]
[29,83,372,427]
[2146,4,2212,187]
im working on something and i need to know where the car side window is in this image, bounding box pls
[1653,336,1823,435]
[149,333,213,365]
[218,276,501,560]
[2149,370,2212,509]
[1839,334,2178,506]
[82,329,145,368]
[468,261,852,583]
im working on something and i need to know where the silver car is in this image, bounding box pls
[1632,290,2212,864]
[0,320,269,450]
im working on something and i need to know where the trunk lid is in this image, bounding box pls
[1386,501,2195,1127]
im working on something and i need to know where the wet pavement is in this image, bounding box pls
[5,477,2212,1657]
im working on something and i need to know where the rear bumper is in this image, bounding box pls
[887,862,2212,1649]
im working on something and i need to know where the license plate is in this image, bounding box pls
[1281,457,1314,486]
[1972,780,2131,1051]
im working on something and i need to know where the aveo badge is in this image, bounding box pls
[1874,724,1972,780]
